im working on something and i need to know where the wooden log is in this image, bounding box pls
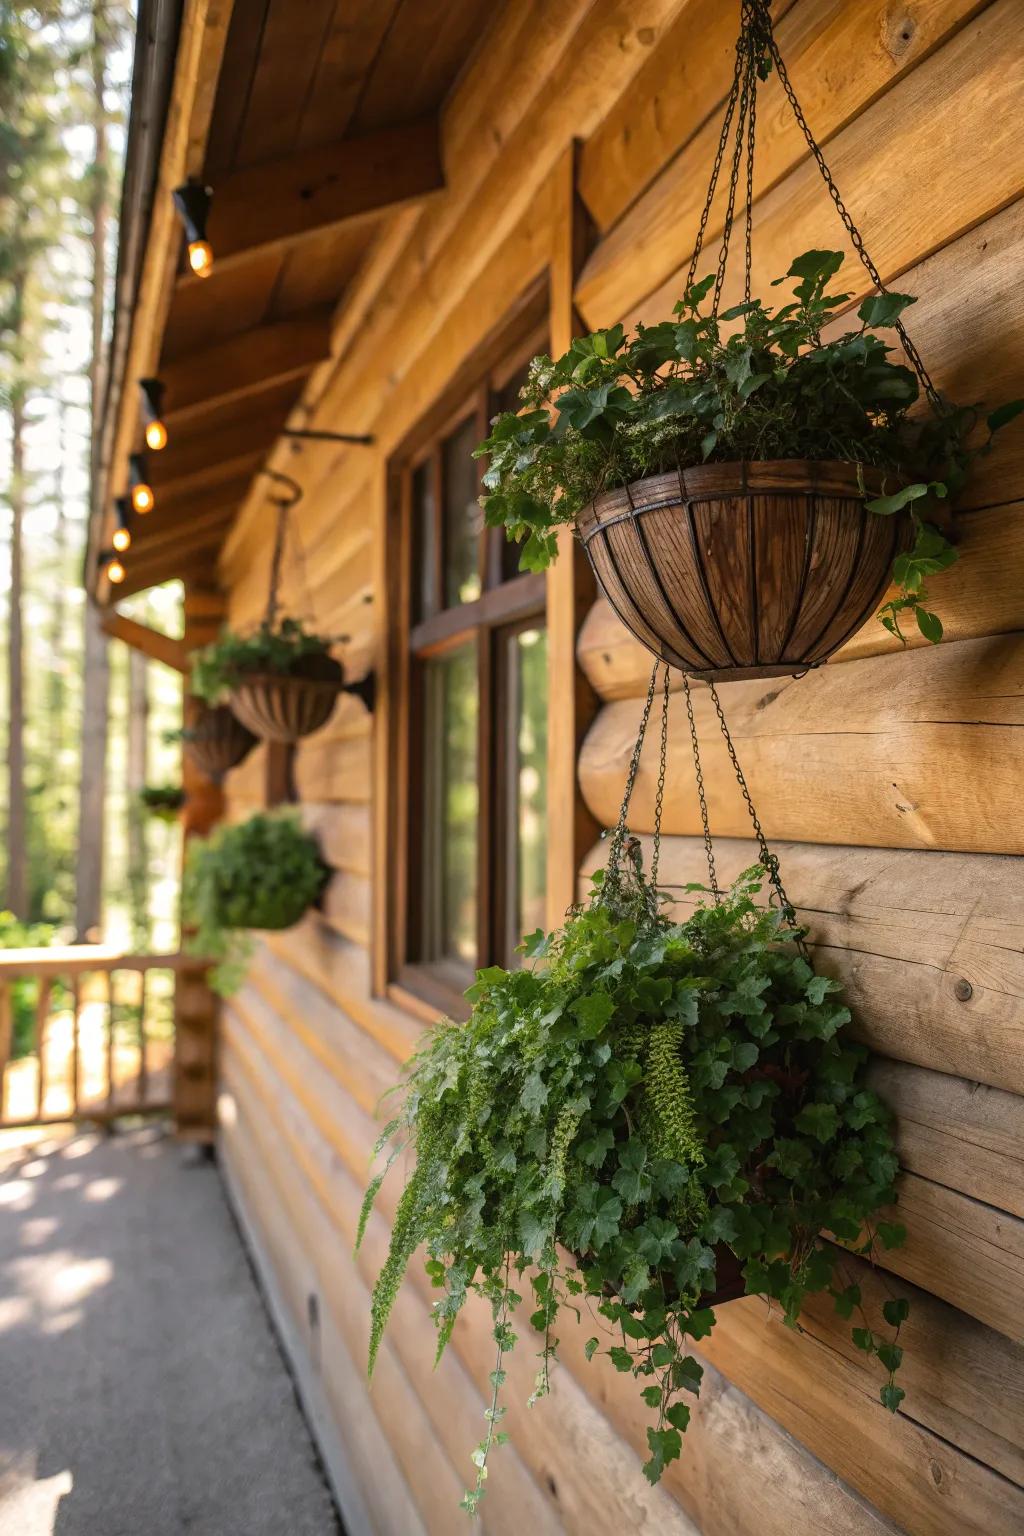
[583,0,1024,330]
[300,802,371,876]
[578,0,975,234]
[689,1279,1024,1536]
[578,501,1024,698]
[261,919,421,1064]
[162,312,332,424]
[578,635,1024,855]
[293,731,371,804]
[877,1172,1024,1345]
[869,1060,1024,1220]
[241,945,398,1115]
[219,1091,430,1536]
[320,870,371,947]
[204,119,445,271]
[583,835,1024,1097]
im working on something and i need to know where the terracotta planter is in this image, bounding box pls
[184,703,256,781]
[576,460,905,683]
[228,652,344,743]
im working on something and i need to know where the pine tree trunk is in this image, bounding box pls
[48,399,68,769]
[6,356,28,919]
[75,4,111,941]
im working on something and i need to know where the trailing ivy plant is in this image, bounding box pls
[361,856,909,1510]
[191,617,335,705]
[183,811,325,994]
[477,249,1022,643]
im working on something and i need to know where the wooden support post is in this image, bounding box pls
[545,142,600,928]
[0,984,11,1120]
[174,579,226,1142]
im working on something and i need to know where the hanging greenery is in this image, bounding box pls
[190,616,336,706]
[138,784,185,821]
[477,249,1022,644]
[183,811,325,993]
[361,855,909,1510]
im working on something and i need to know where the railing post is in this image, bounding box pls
[0,984,11,1119]
[174,578,226,1142]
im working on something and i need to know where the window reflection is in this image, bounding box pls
[421,642,478,968]
[443,416,482,607]
[504,626,547,962]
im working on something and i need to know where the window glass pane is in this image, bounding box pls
[443,415,482,607]
[411,461,436,624]
[420,641,478,968]
[505,626,547,961]
[491,363,535,584]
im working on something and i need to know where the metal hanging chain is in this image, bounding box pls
[605,661,661,900]
[681,675,720,902]
[264,498,290,630]
[707,681,809,955]
[685,0,943,414]
[649,663,672,888]
[759,13,943,414]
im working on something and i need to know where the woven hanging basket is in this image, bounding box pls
[184,703,257,781]
[577,460,906,683]
[228,653,344,742]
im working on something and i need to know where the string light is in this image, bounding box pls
[139,378,168,451]
[100,549,126,585]
[112,496,132,552]
[172,181,214,280]
[128,453,154,514]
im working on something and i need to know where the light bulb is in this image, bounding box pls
[145,418,168,451]
[112,525,131,552]
[131,482,154,514]
[188,239,213,278]
[107,557,126,584]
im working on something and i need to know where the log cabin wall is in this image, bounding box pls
[212,4,1024,1532]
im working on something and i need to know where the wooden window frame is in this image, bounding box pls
[382,304,548,1019]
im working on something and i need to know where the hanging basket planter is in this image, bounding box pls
[227,651,344,743]
[183,702,257,781]
[578,460,907,682]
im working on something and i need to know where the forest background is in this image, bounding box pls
[0,0,182,981]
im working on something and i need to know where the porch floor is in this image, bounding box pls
[0,1123,342,1536]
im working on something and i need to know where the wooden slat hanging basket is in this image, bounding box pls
[184,702,257,781]
[228,654,344,743]
[578,461,906,682]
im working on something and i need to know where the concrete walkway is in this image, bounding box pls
[0,1124,342,1536]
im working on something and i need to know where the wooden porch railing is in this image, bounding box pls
[0,948,203,1131]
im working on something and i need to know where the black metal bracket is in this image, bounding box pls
[282,429,375,446]
[342,672,376,713]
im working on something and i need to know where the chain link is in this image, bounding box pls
[605,662,660,900]
[264,499,289,629]
[758,4,943,415]
[681,675,719,901]
[650,663,671,887]
[707,682,808,954]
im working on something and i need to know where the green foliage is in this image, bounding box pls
[138,784,185,821]
[190,618,334,705]
[0,910,63,1057]
[477,250,1023,641]
[362,860,909,1507]
[183,812,325,994]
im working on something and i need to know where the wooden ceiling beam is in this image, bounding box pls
[161,311,331,424]
[151,403,289,490]
[101,613,189,673]
[200,116,444,274]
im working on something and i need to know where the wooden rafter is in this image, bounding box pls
[200,117,444,274]
[161,311,331,424]
[100,612,189,673]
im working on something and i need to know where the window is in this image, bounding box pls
[394,337,548,1009]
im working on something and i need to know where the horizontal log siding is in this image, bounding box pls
[214,1,1024,1531]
